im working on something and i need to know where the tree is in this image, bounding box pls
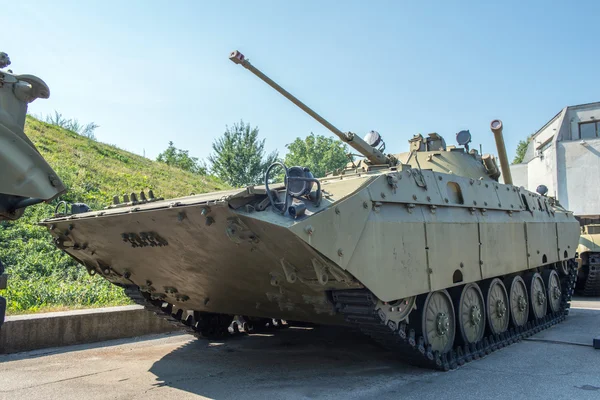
[512,134,534,164]
[157,141,206,174]
[208,121,278,187]
[284,133,349,178]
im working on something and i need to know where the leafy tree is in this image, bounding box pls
[284,133,349,177]
[157,141,206,174]
[512,134,534,164]
[208,120,278,187]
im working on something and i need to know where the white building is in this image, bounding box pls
[510,102,600,222]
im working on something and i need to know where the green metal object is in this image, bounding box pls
[422,290,455,353]
[0,52,66,330]
[0,52,66,221]
[544,269,562,314]
[490,119,513,185]
[483,279,510,335]
[527,273,547,320]
[506,274,529,328]
[576,224,600,295]
[229,51,389,166]
[455,283,485,345]
[38,50,581,370]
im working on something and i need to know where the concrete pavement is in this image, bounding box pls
[0,298,599,400]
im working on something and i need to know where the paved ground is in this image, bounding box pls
[1,298,599,400]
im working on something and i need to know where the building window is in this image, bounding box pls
[536,136,553,152]
[579,121,599,139]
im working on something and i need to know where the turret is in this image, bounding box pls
[229,51,391,166]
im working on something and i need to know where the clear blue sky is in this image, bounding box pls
[6,0,600,163]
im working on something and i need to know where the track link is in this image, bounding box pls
[123,285,202,338]
[331,263,577,371]
[581,254,600,296]
[122,285,287,339]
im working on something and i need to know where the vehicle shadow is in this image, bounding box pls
[148,325,434,399]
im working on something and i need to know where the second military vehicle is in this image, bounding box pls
[40,51,579,370]
[0,52,66,328]
[577,224,600,295]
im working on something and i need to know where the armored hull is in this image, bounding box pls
[41,159,580,369]
[41,51,581,370]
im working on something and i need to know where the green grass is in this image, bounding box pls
[0,116,228,314]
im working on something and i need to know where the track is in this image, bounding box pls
[122,285,286,339]
[580,254,600,296]
[123,262,576,371]
[331,262,577,371]
[123,285,203,338]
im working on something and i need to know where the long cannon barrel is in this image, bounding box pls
[229,51,389,165]
[490,119,513,185]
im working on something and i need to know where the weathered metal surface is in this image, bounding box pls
[39,50,582,370]
[333,261,576,370]
[578,225,600,254]
[0,52,65,221]
[576,226,600,295]
[229,50,388,166]
[490,120,513,185]
[0,53,67,330]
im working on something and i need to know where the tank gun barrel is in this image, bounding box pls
[490,119,513,185]
[229,51,388,165]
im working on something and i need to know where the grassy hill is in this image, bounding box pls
[0,116,228,314]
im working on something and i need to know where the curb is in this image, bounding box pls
[0,305,179,354]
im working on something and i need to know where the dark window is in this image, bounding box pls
[579,121,599,139]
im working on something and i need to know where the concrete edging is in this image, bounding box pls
[0,305,178,354]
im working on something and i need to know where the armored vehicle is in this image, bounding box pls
[577,224,600,295]
[40,51,579,370]
[0,52,66,328]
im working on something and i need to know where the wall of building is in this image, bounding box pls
[510,163,528,188]
[523,144,557,196]
[564,104,600,141]
[523,114,561,163]
[532,117,560,148]
[510,103,600,217]
[556,138,600,216]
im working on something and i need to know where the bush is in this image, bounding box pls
[0,205,131,314]
[4,275,128,314]
[0,116,228,314]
